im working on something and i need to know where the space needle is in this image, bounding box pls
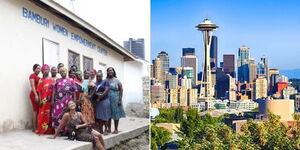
[196,18,218,109]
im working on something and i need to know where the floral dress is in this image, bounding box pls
[52,78,77,128]
[81,79,95,124]
[108,78,126,120]
[36,77,55,134]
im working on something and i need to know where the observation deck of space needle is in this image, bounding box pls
[196,18,218,107]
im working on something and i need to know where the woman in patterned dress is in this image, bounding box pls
[107,67,125,134]
[80,70,95,125]
[51,67,77,129]
[36,64,55,134]
[49,101,105,150]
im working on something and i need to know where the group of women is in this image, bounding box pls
[29,63,126,150]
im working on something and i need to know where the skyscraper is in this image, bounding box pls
[123,38,145,59]
[182,67,194,83]
[210,35,218,68]
[181,76,192,89]
[216,68,229,99]
[249,58,257,83]
[152,58,164,83]
[237,45,250,83]
[181,48,198,85]
[223,54,235,78]
[257,56,269,82]
[182,48,195,56]
[157,51,170,73]
[254,77,268,100]
[166,71,178,89]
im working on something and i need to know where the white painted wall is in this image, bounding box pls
[0,0,142,132]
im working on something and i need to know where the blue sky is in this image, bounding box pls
[151,0,300,70]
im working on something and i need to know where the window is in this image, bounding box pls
[42,38,59,67]
[68,50,80,70]
[98,62,107,76]
[83,56,93,71]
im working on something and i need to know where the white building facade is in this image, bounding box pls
[0,0,147,132]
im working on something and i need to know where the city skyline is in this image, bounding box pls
[151,0,300,71]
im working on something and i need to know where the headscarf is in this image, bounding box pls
[41,64,50,73]
[60,67,67,73]
[75,70,82,75]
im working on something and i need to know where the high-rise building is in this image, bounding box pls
[157,51,170,73]
[249,58,257,83]
[269,69,279,91]
[166,72,178,89]
[257,56,269,83]
[167,88,198,107]
[228,75,237,101]
[237,45,250,83]
[210,36,218,68]
[181,48,198,85]
[150,64,154,78]
[182,67,194,84]
[254,77,267,100]
[123,38,145,59]
[153,58,164,83]
[150,83,165,104]
[216,68,229,99]
[182,48,195,56]
[223,54,235,78]
[181,76,192,89]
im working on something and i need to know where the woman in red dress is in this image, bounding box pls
[36,64,55,134]
[29,64,41,132]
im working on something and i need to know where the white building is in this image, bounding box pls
[282,86,298,99]
[229,100,258,110]
[0,0,148,132]
[181,76,192,89]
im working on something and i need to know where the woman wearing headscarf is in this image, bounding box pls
[106,67,125,134]
[36,64,55,134]
[29,64,41,132]
[51,67,77,129]
[80,70,95,125]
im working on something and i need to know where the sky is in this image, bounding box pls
[54,0,150,61]
[151,0,300,70]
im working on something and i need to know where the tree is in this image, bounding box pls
[151,124,172,150]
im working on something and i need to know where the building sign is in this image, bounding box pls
[22,7,108,56]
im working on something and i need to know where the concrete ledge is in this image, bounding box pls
[0,117,149,150]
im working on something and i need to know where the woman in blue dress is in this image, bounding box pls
[107,67,125,134]
[94,71,110,135]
